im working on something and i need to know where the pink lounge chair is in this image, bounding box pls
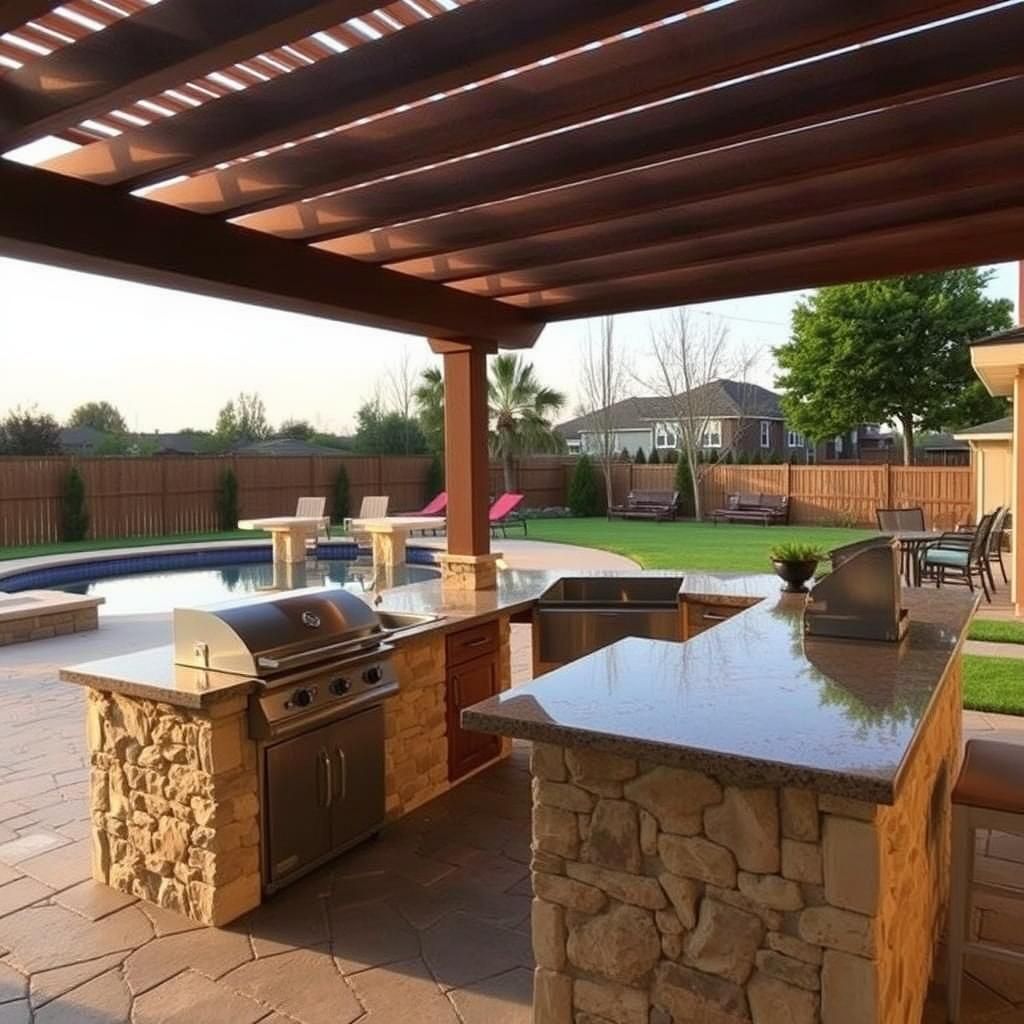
[411,491,447,516]
[489,492,527,537]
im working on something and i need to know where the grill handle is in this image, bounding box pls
[336,747,347,801]
[257,632,383,670]
[319,749,333,808]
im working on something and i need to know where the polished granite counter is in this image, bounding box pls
[463,581,976,803]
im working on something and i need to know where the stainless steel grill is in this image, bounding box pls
[171,587,436,892]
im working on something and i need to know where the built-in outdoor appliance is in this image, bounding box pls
[173,588,435,892]
[804,538,908,643]
[535,576,683,666]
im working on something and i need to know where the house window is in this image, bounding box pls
[834,435,844,456]
[760,421,771,448]
[702,419,722,449]
[787,430,804,448]
[654,422,678,449]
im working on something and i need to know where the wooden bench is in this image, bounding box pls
[608,489,679,521]
[711,492,789,526]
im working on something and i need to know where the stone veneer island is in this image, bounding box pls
[464,580,974,1024]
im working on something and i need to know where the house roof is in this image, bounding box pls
[968,326,1024,348]
[917,432,968,451]
[953,416,1013,438]
[235,437,345,456]
[59,426,106,452]
[556,380,784,438]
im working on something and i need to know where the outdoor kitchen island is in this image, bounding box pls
[463,578,976,1024]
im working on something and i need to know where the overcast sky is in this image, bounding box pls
[0,256,1017,435]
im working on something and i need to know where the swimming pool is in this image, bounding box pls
[1,544,439,616]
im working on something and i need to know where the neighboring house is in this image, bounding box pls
[556,380,806,461]
[59,426,106,455]
[954,416,1013,520]
[915,432,970,466]
[815,424,898,462]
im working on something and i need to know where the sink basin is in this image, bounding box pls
[376,610,444,633]
[540,576,684,605]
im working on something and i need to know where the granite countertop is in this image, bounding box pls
[463,580,976,804]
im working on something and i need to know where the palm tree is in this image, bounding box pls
[488,354,566,493]
[413,366,445,453]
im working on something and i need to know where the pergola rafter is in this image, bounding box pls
[233,4,1024,242]
[2,0,1023,568]
[138,0,987,219]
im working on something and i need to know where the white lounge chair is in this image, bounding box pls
[344,495,389,547]
[295,496,330,543]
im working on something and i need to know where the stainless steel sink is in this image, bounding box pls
[376,610,444,635]
[540,576,684,605]
[536,576,684,665]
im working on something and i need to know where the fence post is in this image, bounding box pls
[885,463,892,508]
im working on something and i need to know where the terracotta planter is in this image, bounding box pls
[772,558,818,593]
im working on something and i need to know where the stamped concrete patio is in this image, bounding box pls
[0,544,1022,1022]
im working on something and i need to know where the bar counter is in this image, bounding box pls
[463,579,975,1024]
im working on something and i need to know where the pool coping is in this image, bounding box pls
[0,538,440,593]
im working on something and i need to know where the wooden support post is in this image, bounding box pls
[431,338,500,589]
[1014,371,1023,618]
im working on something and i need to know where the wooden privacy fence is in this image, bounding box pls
[0,455,974,547]
[606,463,972,530]
[0,454,438,547]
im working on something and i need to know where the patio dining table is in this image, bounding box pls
[882,529,942,587]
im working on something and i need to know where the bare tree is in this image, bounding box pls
[383,349,419,421]
[641,309,756,521]
[579,317,630,508]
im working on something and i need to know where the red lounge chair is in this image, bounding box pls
[489,492,527,536]
[411,491,447,516]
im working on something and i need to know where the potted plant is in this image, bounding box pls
[769,542,827,593]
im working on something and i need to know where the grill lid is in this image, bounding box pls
[173,586,382,676]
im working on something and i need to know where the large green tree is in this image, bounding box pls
[214,392,271,447]
[775,270,1012,464]
[353,400,426,455]
[489,354,566,492]
[0,406,62,455]
[68,400,127,434]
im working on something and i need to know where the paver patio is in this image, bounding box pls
[0,559,1022,1022]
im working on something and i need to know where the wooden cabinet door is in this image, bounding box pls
[447,652,501,782]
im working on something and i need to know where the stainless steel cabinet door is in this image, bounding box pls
[326,705,385,851]
[264,729,333,885]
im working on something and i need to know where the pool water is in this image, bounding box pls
[56,558,439,616]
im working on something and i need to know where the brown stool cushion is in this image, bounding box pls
[952,739,1024,814]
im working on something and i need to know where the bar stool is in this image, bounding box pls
[947,739,1024,1022]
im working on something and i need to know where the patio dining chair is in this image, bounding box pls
[876,507,926,580]
[918,511,995,602]
[956,506,1009,587]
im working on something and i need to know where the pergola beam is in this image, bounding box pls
[521,207,1024,320]
[319,78,1024,265]
[0,0,391,150]
[237,5,1024,240]
[397,135,1024,287]
[145,0,988,218]
[0,161,542,348]
[40,0,695,189]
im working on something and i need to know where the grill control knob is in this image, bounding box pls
[329,677,351,696]
[291,687,315,708]
[363,666,384,685]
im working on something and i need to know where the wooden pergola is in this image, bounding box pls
[1,0,1023,587]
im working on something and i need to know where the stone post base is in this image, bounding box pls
[439,552,502,591]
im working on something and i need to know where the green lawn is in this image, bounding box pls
[963,654,1024,715]
[968,618,1024,646]
[0,530,269,562]
[526,517,875,573]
